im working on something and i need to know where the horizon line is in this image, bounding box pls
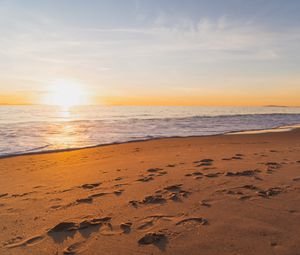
[0,103,299,108]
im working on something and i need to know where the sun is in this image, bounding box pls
[43,80,89,108]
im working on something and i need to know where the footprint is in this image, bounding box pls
[138,232,167,245]
[129,200,139,208]
[265,162,281,166]
[114,190,123,196]
[137,221,154,231]
[48,217,112,234]
[63,241,86,254]
[147,168,163,173]
[164,184,182,192]
[89,192,108,198]
[196,163,213,167]
[194,159,214,167]
[257,187,283,198]
[225,169,261,177]
[138,214,174,231]
[194,176,203,180]
[223,154,244,160]
[176,217,208,226]
[5,235,44,248]
[50,205,62,209]
[265,162,281,171]
[81,182,101,189]
[137,176,154,182]
[76,197,93,204]
[48,221,78,232]
[120,222,132,233]
[241,184,259,190]
[200,200,211,207]
[194,159,214,163]
[79,217,112,230]
[231,156,243,160]
[191,171,203,176]
[132,185,189,207]
[157,171,168,176]
[163,185,190,201]
[129,194,167,207]
[204,173,221,178]
[166,164,176,168]
[143,195,166,204]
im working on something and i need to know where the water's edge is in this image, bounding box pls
[1,124,299,160]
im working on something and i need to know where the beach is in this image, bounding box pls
[0,128,300,255]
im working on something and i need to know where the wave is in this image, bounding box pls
[1,112,300,125]
[1,106,300,158]
[1,123,299,159]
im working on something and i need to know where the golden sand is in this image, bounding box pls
[1,129,300,254]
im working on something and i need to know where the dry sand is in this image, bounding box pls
[0,129,300,255]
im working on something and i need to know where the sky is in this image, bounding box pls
[0,0,299,106]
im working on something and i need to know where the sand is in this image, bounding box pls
[0,129,300,255]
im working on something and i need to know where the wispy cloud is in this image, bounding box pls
[0,0,299,103]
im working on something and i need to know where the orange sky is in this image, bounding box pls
[1,84,299,107]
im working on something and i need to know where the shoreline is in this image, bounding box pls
[1,123,300,160]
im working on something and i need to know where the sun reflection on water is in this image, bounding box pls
[44,108,88,150]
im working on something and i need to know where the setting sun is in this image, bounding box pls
[43,80,89,107]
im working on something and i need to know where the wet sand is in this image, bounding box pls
[0,129,300,255]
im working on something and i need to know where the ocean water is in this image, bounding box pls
[1,105,300,157]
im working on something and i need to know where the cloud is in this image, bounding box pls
[0,2,299,89]
[73,15,299,63]
[0,6,297,63]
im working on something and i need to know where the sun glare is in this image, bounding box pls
[43,80,89,108]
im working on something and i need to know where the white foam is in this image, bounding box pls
[0,106,300,157]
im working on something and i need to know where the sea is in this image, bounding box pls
[1,105,300,157]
